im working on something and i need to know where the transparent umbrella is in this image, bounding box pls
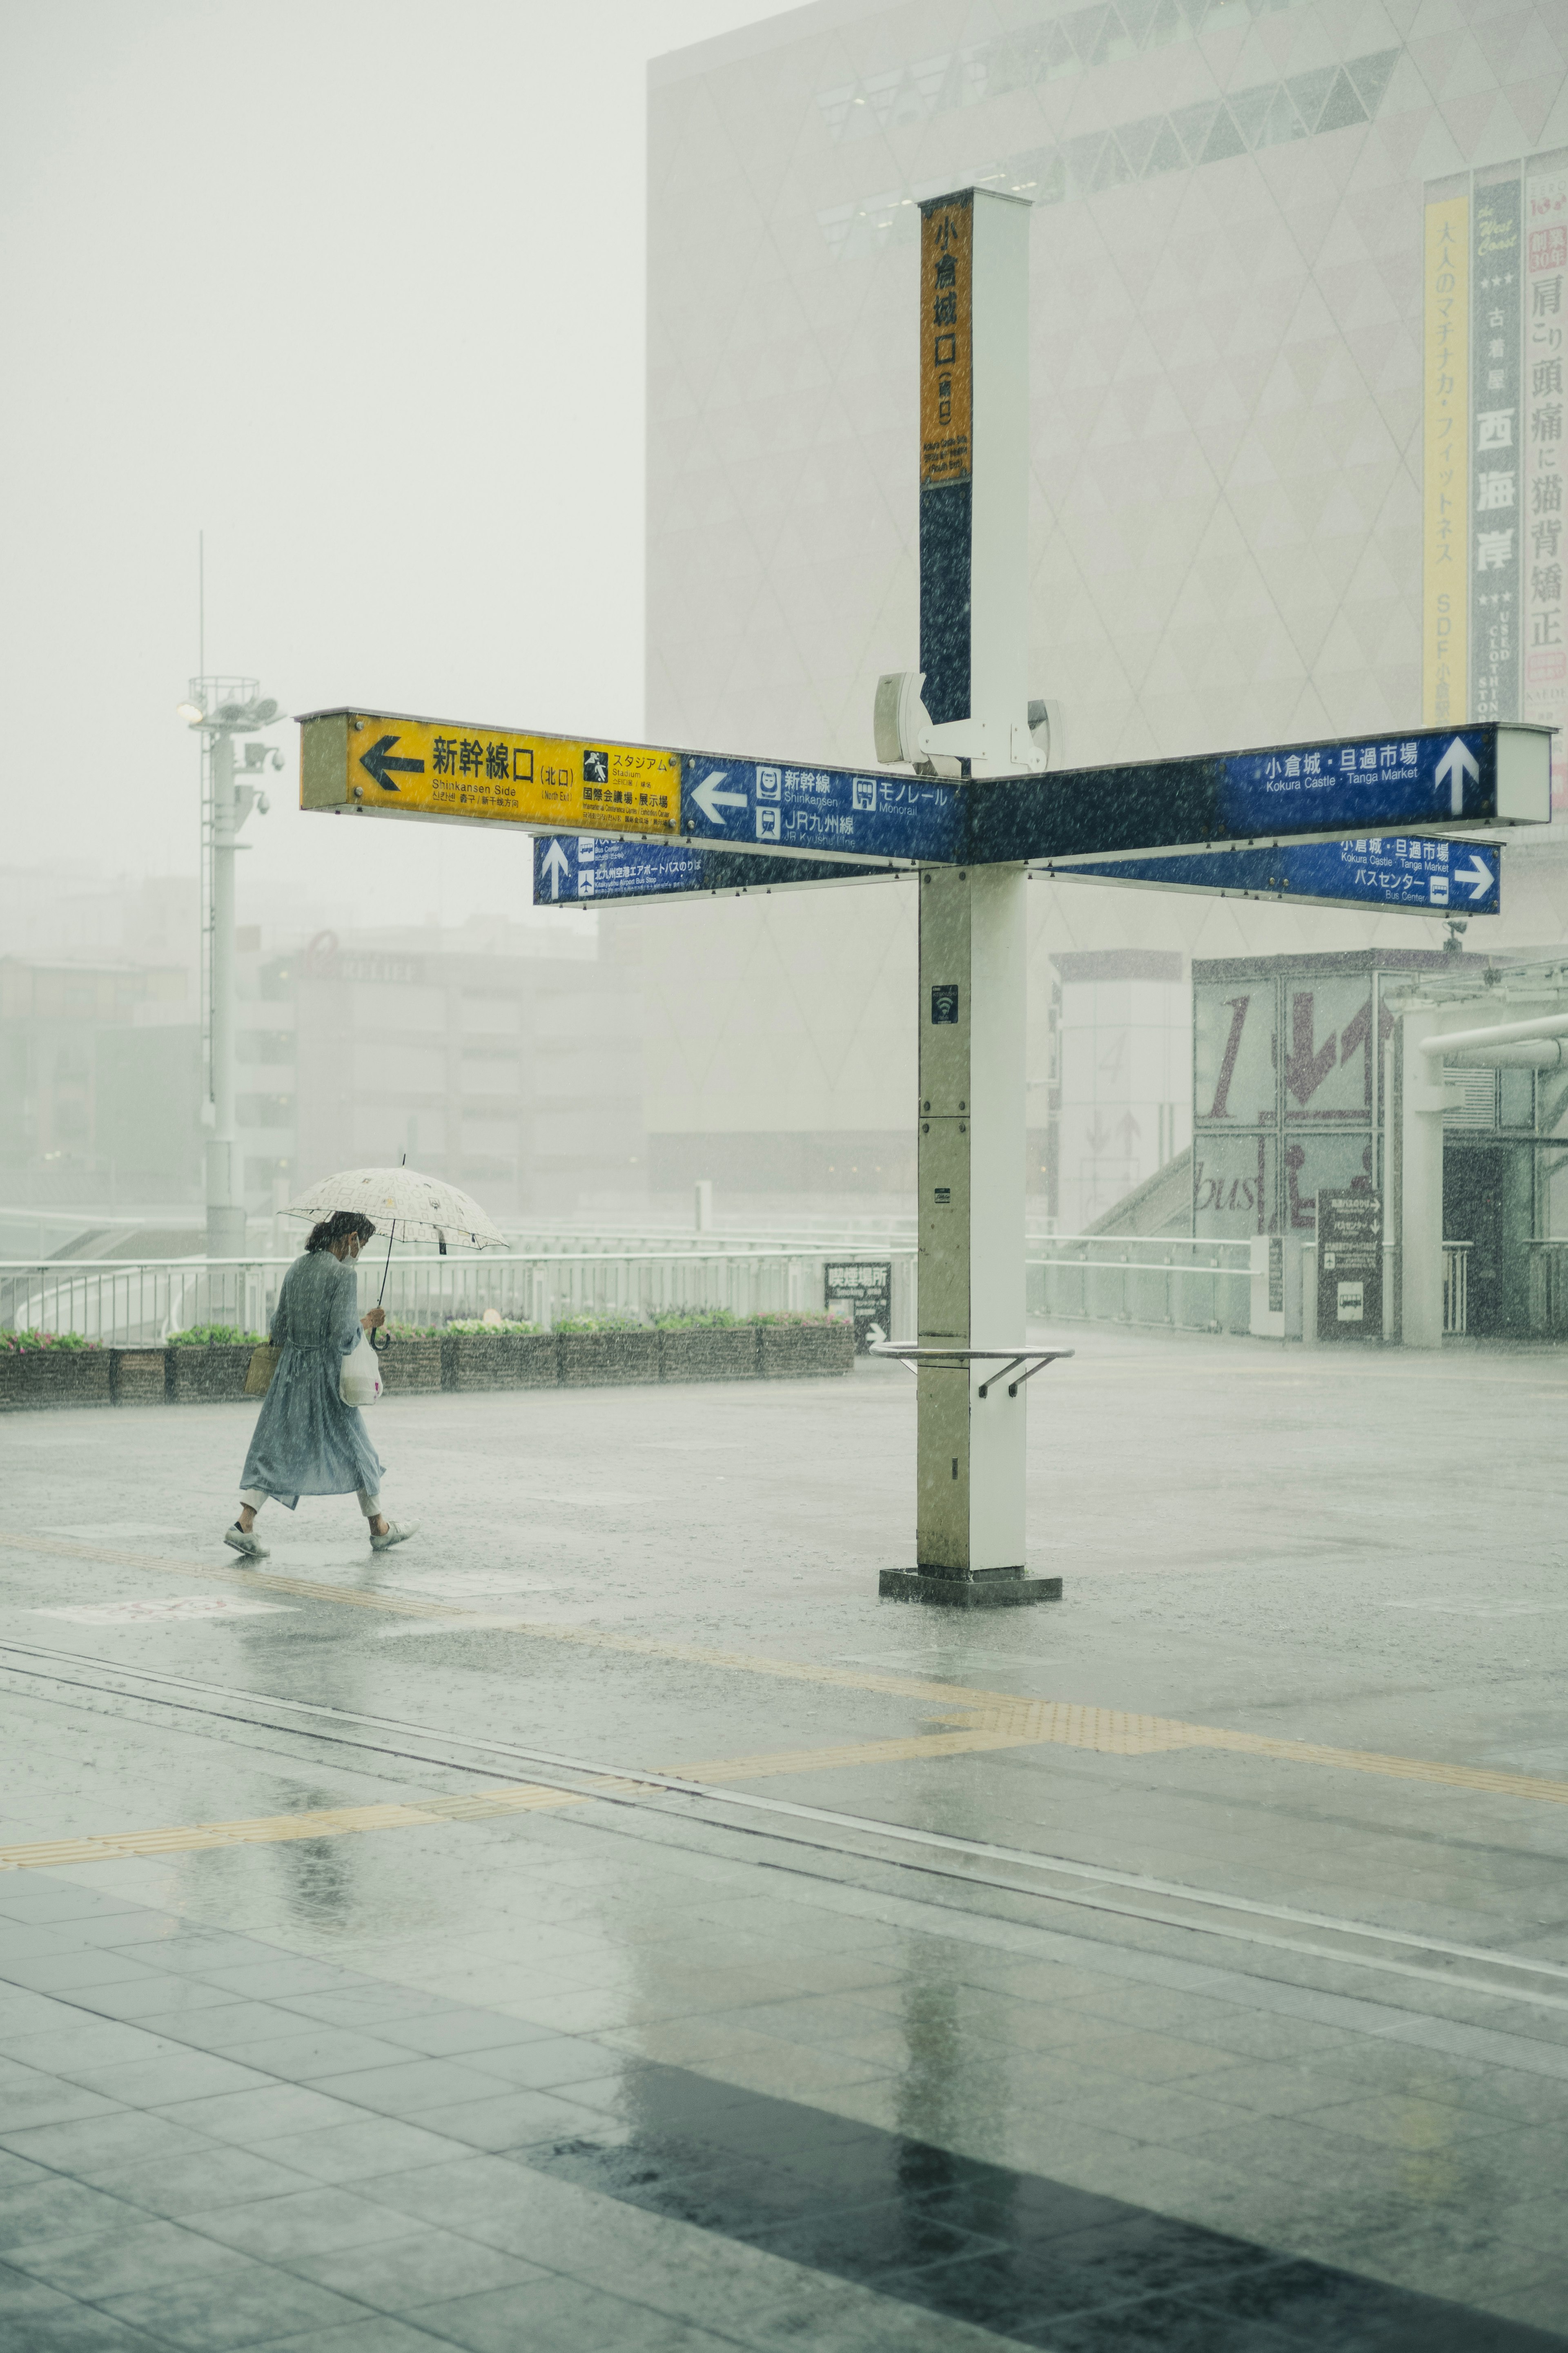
[282,1162,506,1306]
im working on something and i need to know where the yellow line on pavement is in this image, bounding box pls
[6,1699,1568,1876]
[921,1701,1568,1803]
[0,1736,1029,1873]
[4,1530,1568,1815]
[0,1783,592,1871]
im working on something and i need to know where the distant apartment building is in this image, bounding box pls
[0,867,650,1220]
[0,956,201,1208]
[237,915,648,1218]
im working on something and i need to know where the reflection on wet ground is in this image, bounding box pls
[3,1333,1568,2346]
[528,2062,1549,2349]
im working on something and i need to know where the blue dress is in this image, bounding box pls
[240,1250,385,1509]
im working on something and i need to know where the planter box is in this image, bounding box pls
[758,1324,854,1379]
[443,1334,559,1392]
[7,1350,112,1411]
[167,1345,254,1405]
[110,1348,169,1407]
[376,1336,443,1396]
[559,1330,662,1387]
[659,1327,760,1383]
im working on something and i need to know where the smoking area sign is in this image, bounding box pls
[825,1261,892,1354]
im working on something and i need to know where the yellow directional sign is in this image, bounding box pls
[298,709,680,839]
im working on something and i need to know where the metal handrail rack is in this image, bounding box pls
[871,1343,1074,1398]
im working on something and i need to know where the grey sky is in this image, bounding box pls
[1,0,773,934]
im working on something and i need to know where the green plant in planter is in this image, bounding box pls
[554,1313,644,1333]
[385,1323,442,1339]
[3,1330,101,1352]
[167,1325,266,1347]
[444,1318,541,1336]
[649,1310,743,1329]
[753,1312,835,1327]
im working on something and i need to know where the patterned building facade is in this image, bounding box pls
[637,0,1568,1222]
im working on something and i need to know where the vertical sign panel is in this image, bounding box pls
[1471,171,1523,723]
[1525,163,1568,812]
[919,193,973,726]
[1423,190,1469,724]
[1316,1191,1383,1341]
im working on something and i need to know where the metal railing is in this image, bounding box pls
[1528,1240,1568,1337]
[1028,1235,1252,1336]
[1442,1242,1471,1336]
[0,1250,920,1349]
[5,1233,1262,1347]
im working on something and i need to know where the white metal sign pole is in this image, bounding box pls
[205,725,245,1260]
[884,188,1061,1606]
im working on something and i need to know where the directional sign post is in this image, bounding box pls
[532,835,891,906]
[300,711,681,839]
[964,723,1546,866]
[681,755,962,863]
[301,709,1544,876]
[302,181,1552,1611]
[531,829,1506,919]
[1052,836,1502,917]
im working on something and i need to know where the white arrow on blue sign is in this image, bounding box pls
[1217,731,1495,836]
[966,724,1548,865]
[532,834,893,908]
[1052,836,1500,915]
[675,725,1546,869]
[681,757,962,864]
[535,830,1500,918]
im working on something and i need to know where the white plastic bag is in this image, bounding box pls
[340,1331,383,1408]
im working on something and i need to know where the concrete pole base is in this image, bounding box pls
[878,1568,1063,1607]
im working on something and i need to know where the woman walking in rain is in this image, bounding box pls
[225,1209,416,1560]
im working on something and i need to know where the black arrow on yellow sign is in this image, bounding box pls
[360,734,425,792]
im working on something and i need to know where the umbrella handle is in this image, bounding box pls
[376,1149,406,1311]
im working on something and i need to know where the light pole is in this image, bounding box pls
[176,680,282,1256]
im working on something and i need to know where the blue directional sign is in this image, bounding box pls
[533,834,889,907]
[1218,731,1499,836]
[517,726,1546,893]
[968,723,1549,866]
[1054,836,1501,916]
[681,755,961,864]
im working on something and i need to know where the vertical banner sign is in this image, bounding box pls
[919,194,973,727]
[1423,192,1469,723]
[1316,1190,1383,1343]
[1471,172,1523,723]
[1525,165,1568,811]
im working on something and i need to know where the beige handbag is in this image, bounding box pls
[244,1345,280,1397]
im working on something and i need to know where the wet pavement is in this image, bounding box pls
[2,1329,1567,2349]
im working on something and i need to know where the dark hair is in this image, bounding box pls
[306,1210,377,1253]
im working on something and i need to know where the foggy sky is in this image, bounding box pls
[0,0,774,937]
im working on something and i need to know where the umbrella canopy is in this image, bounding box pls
[283,1166,505,1250]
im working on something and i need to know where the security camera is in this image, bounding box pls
[257,792,272,816]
